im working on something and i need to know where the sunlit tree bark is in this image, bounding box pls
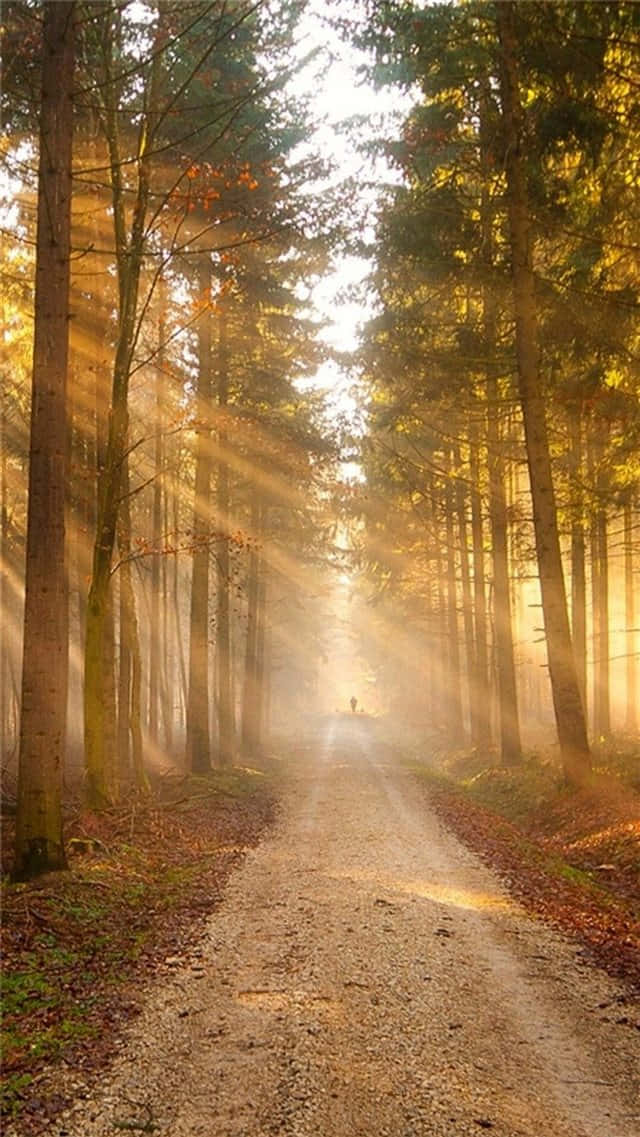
[496,0,590,782]
[14,1,75,879]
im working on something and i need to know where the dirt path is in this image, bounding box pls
[40,720,639,1137]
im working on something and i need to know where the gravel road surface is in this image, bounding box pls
[44,718,639,1137]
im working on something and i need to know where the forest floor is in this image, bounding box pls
[1,720,639,1136]
[1,767,276,1128]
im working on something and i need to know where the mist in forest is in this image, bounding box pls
[1,1,639,878]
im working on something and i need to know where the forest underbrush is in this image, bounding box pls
[0,766,277,1128]
[415,739,640,996]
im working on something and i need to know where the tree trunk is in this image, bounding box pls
[67,391,89,743]
[83,332,135,806]
[569,410,587,715]
[595,501,610,739]
[14,2,75,879]
[424,567,437,724]
[161,451,173,752]
[262,589,272,748]
[216,308,234,766]
[429,472,447,726]
[172,480,188,734]
[148,292,164,746]
[589,428,610,740]
[624,499,636,733]
[469,421,490,744]
[486,370,522,765]
[255,567,267,748]
[117,562,131,777]
[0,367,8,761]
[83,10,160,807]
[455,449,475,739]
[85,325,120,806]
[117,458,148,792]
[241,499,261,757]
[185,256,213,774]
[589,465,600,739]
[103,582,118,794]
[496,1,590,782]
[445,453,463,739]
[479,86,521,764]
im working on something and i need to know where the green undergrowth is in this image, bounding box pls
[414,738,639,822]
[1,766,276,1123]
[435,748,561,823]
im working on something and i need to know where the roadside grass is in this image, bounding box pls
[1,767,276,1126]
[410,740,640,991]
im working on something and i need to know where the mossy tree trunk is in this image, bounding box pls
[83,10,159,807]
[116,456,148,793]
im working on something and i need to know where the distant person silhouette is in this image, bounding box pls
[350,695,357,714]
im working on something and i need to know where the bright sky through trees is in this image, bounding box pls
[290,2,410,422]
